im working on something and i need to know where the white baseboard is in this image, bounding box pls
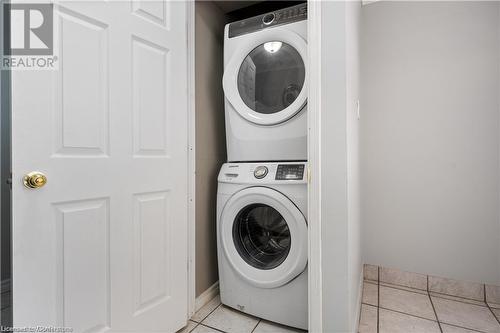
[195,281,219,312]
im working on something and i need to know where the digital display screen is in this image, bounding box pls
[275,164,305,180]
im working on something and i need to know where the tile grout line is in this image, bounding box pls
[377,267,380,333]
[378,282,429,296]
[484,285,500,325]
[362,301,443,324]
[191,297,223,324]
[378,305,491,333]
[357,303,363,333]
[362,280,495,333]
[429,291,488,306]
[361,302,378,307]
[364,265,500,333]
[250,319,261,333]
[488,305,500,325]
[377,305,490,333]
[374,279,489,307]
[188,321,199,333]
[363,273,493,333]
[438,321,489,333]
[427,275,443,333]
[361,302,378,308]
[378,305,438,324]
[359,270,371,331]
[198,323,228,333]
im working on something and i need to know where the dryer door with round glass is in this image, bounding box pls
[220,187,307,288]
[223,29,307,126]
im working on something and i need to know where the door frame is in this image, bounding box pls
[0,0,12,325]
[186,0,196,319]
[306,1,323,332]
[185,1,323,331]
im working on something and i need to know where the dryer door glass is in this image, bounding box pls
[237,42,305,115]
[233,203,291,270]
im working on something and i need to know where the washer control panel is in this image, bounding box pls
[228,3,307,38]
[275,164,305,180]
[254,166,268,179]
[218,162,307,184]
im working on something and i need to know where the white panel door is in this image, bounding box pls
[11,1,188,332]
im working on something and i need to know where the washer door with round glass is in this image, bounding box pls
[220,187,307,288]
[223,29,307,126]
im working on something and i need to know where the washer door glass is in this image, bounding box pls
[233,203,291,270]
[237,41,305,115]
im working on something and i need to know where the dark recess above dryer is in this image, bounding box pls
[213,0,306,22]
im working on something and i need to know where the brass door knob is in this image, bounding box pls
[23,172,47,189]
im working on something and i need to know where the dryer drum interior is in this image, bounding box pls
[237,42,305,115]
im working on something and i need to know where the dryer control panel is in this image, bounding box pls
[228,3,307,38]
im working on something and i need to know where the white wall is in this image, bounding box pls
[361,1,500,285]
[319,1,362,331]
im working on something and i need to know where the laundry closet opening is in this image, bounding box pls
[193,0,308,330]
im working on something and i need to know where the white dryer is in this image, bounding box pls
[217,162,308,330]
[223,4,307,162]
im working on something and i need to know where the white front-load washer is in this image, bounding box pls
[217,162,308,330]
[223,4,307,162]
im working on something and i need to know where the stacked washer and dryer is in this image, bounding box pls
[217,3,308,330]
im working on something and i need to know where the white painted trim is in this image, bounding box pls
[195,281,219,312]
[307,1,323,333]
[186,0,196,320]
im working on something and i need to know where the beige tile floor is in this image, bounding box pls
[179,279,500,333]
[178,295,306,333]
[359,279,500,333]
